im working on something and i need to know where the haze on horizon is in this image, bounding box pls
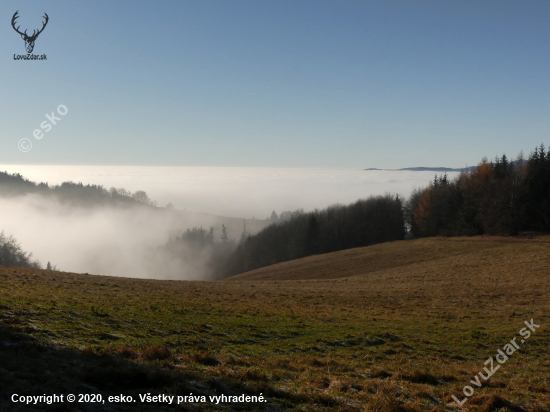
[0,166,449,278]
[0,165,460,218]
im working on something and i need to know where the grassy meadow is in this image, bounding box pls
[1,236,549,411]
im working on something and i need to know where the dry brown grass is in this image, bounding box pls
[468,394,526,412]
[192,351,220,366]
[1,235,549,411]
[226,235,550,281]
[139,343,172,361]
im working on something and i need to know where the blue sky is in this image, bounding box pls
[1,0,550,168]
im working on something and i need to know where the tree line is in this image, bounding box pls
[0,231,42,269]
[161,226,237,280]
[218,143,550,278]
[407,144,550,237]
[221,194,405,278]
[0,171,157,208]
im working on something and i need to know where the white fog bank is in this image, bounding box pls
[0,166,460,279]
[0,165,458,219]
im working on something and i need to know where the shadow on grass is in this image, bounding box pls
[0,324,297,411]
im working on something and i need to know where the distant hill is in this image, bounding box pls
[366,159,527,173]
[0,171,155,208]
[221,194,405,279]
[365,166,477,172]
[225,235,550,281]
[0,171,270,240]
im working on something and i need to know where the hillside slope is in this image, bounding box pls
[225,235,550,280]
[1,236,550,411]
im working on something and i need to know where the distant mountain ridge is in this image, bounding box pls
[365,166,477,172]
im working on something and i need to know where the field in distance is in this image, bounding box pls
[1,236,549,411]
[226,235,547,281]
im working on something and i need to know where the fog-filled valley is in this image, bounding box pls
[0,166,448,279]
[0,165,453,218]
[2,147,547,282]
[0,170,271,279]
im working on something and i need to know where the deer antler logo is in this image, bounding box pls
[11,11,49,54]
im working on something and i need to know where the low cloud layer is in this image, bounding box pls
[0,194,240,280]
[0,166,459,279]
[0,165,458,218]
